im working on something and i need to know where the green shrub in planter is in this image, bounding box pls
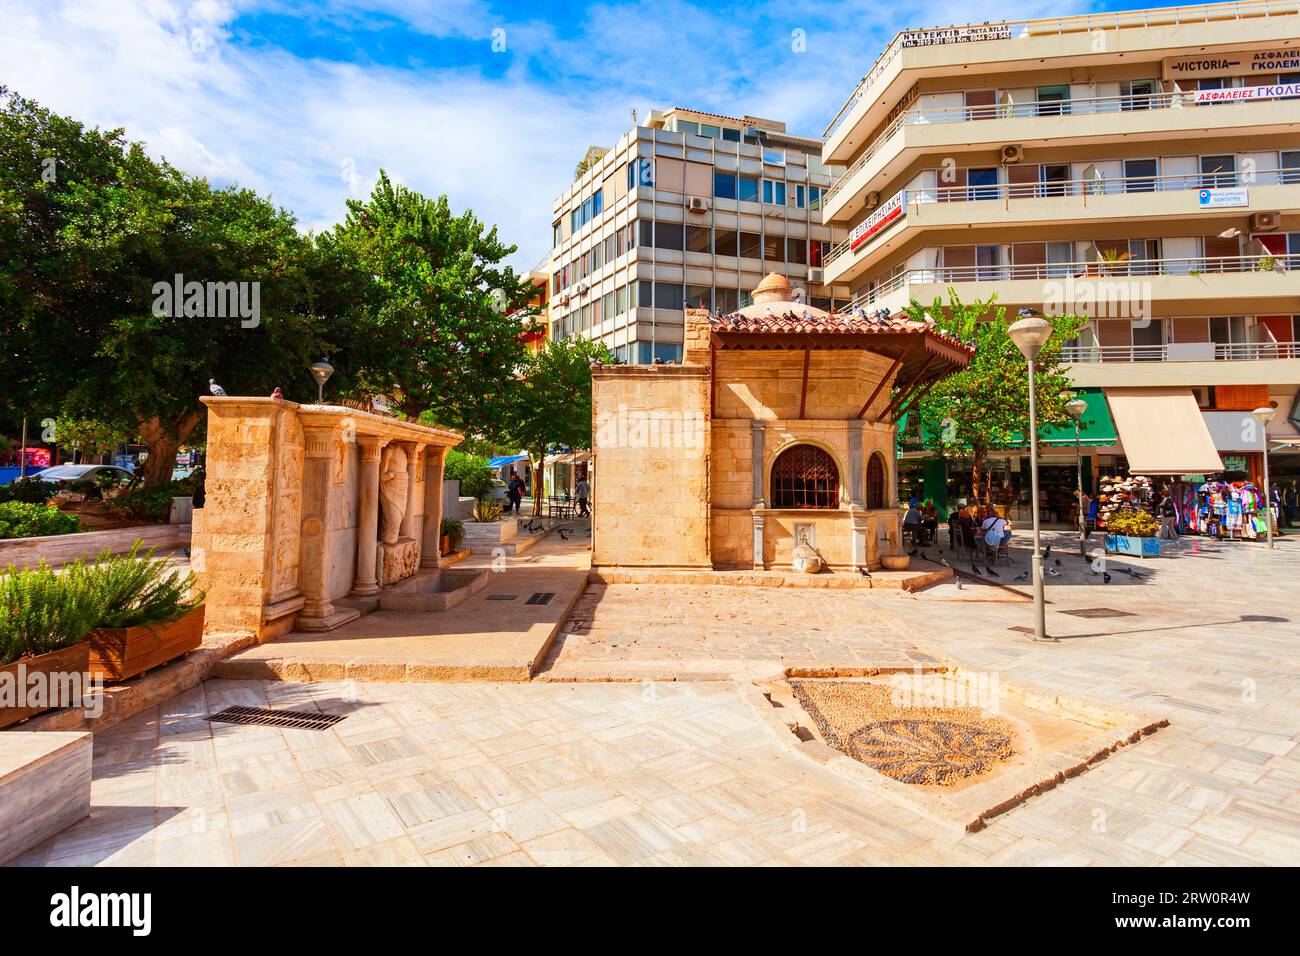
[0,560,102,664]
[91,543,205,629]
[0,477,53,505]
[0,501,81,539]
[1105,510,1158,538]
[440,517,464,551]
[444,450,495,500]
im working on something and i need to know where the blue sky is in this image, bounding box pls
[1,0,1156,269]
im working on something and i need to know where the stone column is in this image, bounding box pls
[298,426,338,620]
[751,420,766,570]
[848,420,868,567]
[421,446,447,567]
[351,437,384,598]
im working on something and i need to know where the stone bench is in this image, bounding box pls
[0,732,92,864]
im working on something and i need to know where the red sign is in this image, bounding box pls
[849,192,905,251]
[23,447,50,468]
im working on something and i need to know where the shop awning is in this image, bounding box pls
[1105,387,1224,474]
[487,454,529,471]
[545,451,592,466]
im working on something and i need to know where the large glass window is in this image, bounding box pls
[699,124,720,139]
[1036,85,1070,116]
[739,232,762,259]
[792,184,805,208]
[653,222,684,250]
[808,186,823,211]
[1200,154,1236,188]
[967,168,999,201]
[762,180,787,205]
[771,445,840,509]
[653,283,684,310]
[786,237,808,265]
[738,176,760,202]
[713,170,737,199]
[715,288,739,313]
[714,228,739,256]
[1282,151,1300,185]
[762,234,782,262]
[1124,159,1158,192]
[638,220,654,247]
[721,127,741,142]
[685,286,711,309]
[552,220,562,247]
[686,225,711,253]
[1120,79,1157,110]
[638,280,653,308]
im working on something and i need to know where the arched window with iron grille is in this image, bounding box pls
[771,445,840,509]
[866,452,886,510]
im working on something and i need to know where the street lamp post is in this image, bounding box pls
[1008,311,1055,643]
[1252,406,1276,550]
[309,358,335,404]
[1064,396,1089,559]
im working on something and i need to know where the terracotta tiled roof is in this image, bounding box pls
[708,307,972,354]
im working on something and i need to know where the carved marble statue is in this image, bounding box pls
[378,444,409,544]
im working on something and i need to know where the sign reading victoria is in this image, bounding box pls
[1163,48,1300,79]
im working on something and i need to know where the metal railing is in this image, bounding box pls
[845,253,1298,308]
[823,0,1300,140]
[1062,341,1300,362]
[823,84,1297,210]
[825,168,1299,267]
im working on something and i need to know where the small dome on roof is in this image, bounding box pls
[752,272,796,306]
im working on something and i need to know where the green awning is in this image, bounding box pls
[908,388,1117,450]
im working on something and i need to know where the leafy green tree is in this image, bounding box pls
[321,171,540,432]
[903,291,1085,509]
[52,416,133,463]
[494,337,611,515]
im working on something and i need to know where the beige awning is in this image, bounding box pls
[544,451,592,466]
[1105,387,1225,474]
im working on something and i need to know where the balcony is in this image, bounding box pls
[821,89,1300,225]
[1061,341,1300,362]
[822,168,1300,284]
[822,0,1300,164]
[1062,338,1300,388]
[846,254,1300,316]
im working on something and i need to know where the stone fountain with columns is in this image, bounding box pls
[191,397,463,642]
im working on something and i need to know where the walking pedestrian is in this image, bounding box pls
[575,477,590,517]
[506,473,525,515]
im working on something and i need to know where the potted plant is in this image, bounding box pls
[472,496,504,523]
[0,560,99,728]
[85,545,206,682]
[1104,510,1161,558]
[440,516,464,555]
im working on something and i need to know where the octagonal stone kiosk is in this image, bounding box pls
[192,398,462,642]
[590,273,972,574]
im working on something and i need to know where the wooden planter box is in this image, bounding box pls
[0,643,92,729]
[1105,534,1161,558]
[441,534,451,556]
[88,604,205,682]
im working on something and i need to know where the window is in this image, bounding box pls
[715,288,739,312]
[967,168,998,201]
[602,291,614,321]
[1281,150,1300,185]
[1210,316,1247,344]
[686,225,711,253]
[771,445,840,509]
[653,283,684,310]
[762,180,786,205]
[616,284,630,314]
[638,220,654,247]
[721,127,741,142]
[738,176,760,202]
[763,148,785,165]
[699,124,720,139]
[627,158,653,189]
[604,235,616,262]
[570,209,580,233]
[581,197,594,226]
[808,186,823,211]
[739,232,762,259]
[638,280,653,308]
[675,119,698,135]
[1120,79,1157,110]
[786,237,808,265]
[714,228,738,256]
[552,220,562,247]
[762,234,782,262]
[866,453,886,510]
[1036,85,1070,116]
[964,89,997,120]
[1124,159,1158,193]
[713,170,737,199]
[792,184,805,208]
[685,286,711,309]
[653,221,684,250]
[1200,154,1236,188]
[1040,164,1069,197]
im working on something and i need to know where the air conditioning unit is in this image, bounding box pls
[576,283,589,295]
[808,268,824,284]
[687,195,710,212]
[556,293,570,306]
[1000,144,1024,165]
[865,191,880,210]
[1251,211,1281,233]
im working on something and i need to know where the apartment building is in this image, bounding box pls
[547,107,848,364]
[820,1,1300,519]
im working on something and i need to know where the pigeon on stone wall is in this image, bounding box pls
[208,379,226,396]
[270,387,282,399]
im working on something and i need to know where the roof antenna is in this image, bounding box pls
[631,109,637,125]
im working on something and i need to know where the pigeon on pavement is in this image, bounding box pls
[1102,571,1112,584]
[857,566,871,578]
[1014,570,1030,582]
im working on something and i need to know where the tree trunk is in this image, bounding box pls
[531,445,546,516]
[137,411,202,488]
[970,448,984,515]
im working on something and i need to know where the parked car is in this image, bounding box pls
[31,464,134,489]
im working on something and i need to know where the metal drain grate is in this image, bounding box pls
[1059,607,1135,619]
[525,592,555,606]
[206,706,346,731]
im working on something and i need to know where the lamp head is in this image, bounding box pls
[1251,406,1275,425]
[1008,311,1052,361]
[1065,397,1088,421]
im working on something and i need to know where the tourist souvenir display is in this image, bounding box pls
[1094,474,1152,530]
[1177,480,1272,540]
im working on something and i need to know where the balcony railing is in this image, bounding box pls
[845,254,1298,309]
[1062,341,1300,362]
[823,84,1298,211]
[825,164,1297,266]
[823,0,1300,140]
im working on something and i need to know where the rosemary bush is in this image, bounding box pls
[0,560,102,664]
[91,543,205,629]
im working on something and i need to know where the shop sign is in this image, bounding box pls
[1197,187,1248,209]
[1180,474,1207,484]
[1163,48,1300,79]
[848,192,905,251]
[1222,455,1248,472]
[901,24,1013,47]
[1194,83,1300,104]
[23,447,50,468]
